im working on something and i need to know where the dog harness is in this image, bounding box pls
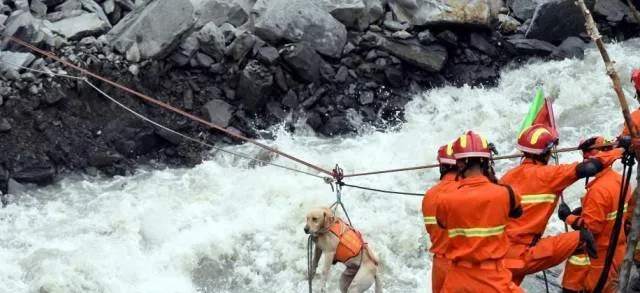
[328,218,364,264]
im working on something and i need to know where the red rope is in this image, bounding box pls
[3,35,334,176]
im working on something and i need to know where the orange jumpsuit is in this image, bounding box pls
[422,173,458,293]
[619,109,640,136]
[499,149,623,284]
[560,197,590,292]
[564,168,633,293]
[436,175,525,293]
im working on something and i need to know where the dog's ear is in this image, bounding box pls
[323,209,335,228]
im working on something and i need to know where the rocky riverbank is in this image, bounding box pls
[0,0,639,193]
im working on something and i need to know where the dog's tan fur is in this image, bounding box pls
[304,207,382,293]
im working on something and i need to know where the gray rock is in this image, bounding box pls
[89,151,124,167]
[115,0,136,10]
[383,19,409,31]
[219,23,237,44]
[2,10,61,50]
[282,89,298,108]
[0,118,11,132]
[281,42,326,83]
[392,30,412,39]
[252,0,347,58]
[79,36,97,46]
[79,0,111,26]
[508,0,545,20]
[343,42,356,55]
[0,51,36,71]
[30,0,48,17]
[388,0,493,27]
[384,66,404,87]
[193,0,249,28]
[256,46,279,64]
[497,14,520,34]
[103,0,115,14]
[226,32,256,61]
[359,91,374,105]
[8,178,27,195]
[0,15,7,26]
[367,32,448,72]
[418,29,436,44]
[203,99,234,127]
[594,0,633,24]
[469,33,497,56]
[356,0,385,30]
[195,52,214,67]
[56,0,82,11]
[47,9,84,22]
[128,64,139,75]
[335,65,349,82]
[236,60,273,110]
[13,0,29,11]
[266,101,286,120]
[13,163,56,185]
[106,0,196,59]
[44,0,67,6]
[46,12,110,40]
[316,0,366,27]
[507,38,557,55]
[551,36,586,59]
[525,0,585,43]
[197,22,226,61]
[125,42,141,62]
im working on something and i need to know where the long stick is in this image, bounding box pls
[573,1,640,292]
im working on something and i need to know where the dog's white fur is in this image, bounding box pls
[304,207,382,293]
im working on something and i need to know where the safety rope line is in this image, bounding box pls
[340,183,423,196]
[2,34,335,177]
[2,60,328,180]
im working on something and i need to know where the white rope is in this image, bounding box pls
[0,59,326,179]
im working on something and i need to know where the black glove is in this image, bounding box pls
[580,228,598,259]
[571,207,582,216]
[558,202,572,222]
[578,137,598,152]
[617,135,632,151]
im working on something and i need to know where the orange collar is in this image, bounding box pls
[441,172,457,182]
[458,175,491,188]
[520,157,547,166]
[586,167,615,188]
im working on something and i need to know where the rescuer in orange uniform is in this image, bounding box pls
[436,130,525,293]
[500,124,625,285]
[558,136,633,293]
[620,68,640,137]
[422,143,458,293]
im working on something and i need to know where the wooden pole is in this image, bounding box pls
[573,1,640,291]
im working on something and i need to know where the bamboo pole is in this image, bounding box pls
[573,1,640,291]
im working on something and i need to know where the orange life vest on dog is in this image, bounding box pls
[328,218,363,264]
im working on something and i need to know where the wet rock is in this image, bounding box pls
[525,0,585,43]
[56,0,82,11]
[89,151,124,167]
[281,42,326,83]
[197,22,226,62]
[79,0,111,26]
[320,114,355,136]
[507,38,557,55]
[226,32,256,61]
[392,30,412,39]
[253,0,347,58]
[195,52,214,67]
[203,99,234,127]
[0,119,11,132]
[508,0,545,20]
[8,178,26,195]
[436,30,458,46]
[388,0,492,27]
[335,65,349,83]
[103,0,115,14]
[3,10,60,50]
[12,163,56,185]
[383,19,409,31]
[170,33,199,66]
[355,0,385,29]
[266,101,287,120]
[46,12,110,40]
[106,0,196,59]
[359,91,374,105]
[236,60,273,111]
[384,66,404,88]
[256,46,279,65]
[282,89,299,109]
[551,36,586,59]
[469,33,497,57]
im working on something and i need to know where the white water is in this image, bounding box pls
[2,39,640,293]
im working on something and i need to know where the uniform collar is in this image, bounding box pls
[459,174,491,187]
[587,167,615,188]
[521,157,546,166]
[442,172,457,182]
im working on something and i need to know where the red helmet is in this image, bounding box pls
[437,142,456,165]
[452,131,492,159]
[632,69,640,91]
[516,124,558,155]
[581,136,614,159]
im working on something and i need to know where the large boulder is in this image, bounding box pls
[46,12,110,40]
[0,51,36,72]
[1,10,62,50]
[594,0,635,25]
[197,22,226,61]
[192,0,249,28]
[388,0,493,27]
[236,60,274,111]
[507,38,557,55]
[252,0,347,58]
[315,0,366,28]
[356,0,385,30]
[106,0,196,59]
[281,42,326,83]
[203,99,234,127]
[507,0,545,20]
[525,0,585,43]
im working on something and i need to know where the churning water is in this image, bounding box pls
[2,38,640,293]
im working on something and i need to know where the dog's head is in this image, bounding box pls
[304,207,335,235]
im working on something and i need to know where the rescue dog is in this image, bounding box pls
[304,207,382,293]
